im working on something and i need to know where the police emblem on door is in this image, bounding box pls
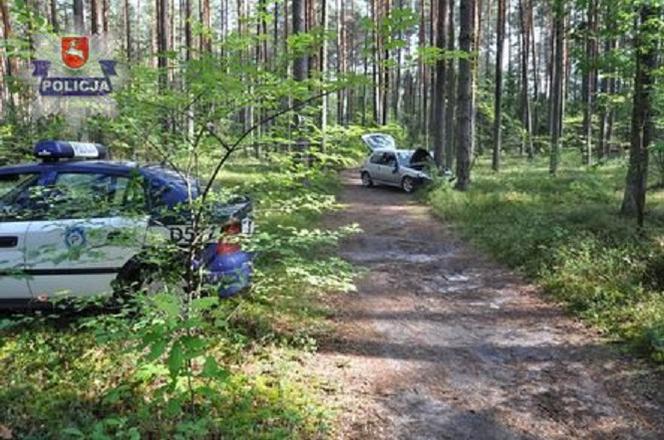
[64,227,86,248]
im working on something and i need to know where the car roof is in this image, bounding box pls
[0,160,138,175]
[0,160,197,181]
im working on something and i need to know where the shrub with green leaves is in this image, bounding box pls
[428,152,664,362]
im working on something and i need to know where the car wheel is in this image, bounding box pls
[361,172,374,187]
[402,176,415,193]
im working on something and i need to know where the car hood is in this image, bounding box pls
[409,148,432,165]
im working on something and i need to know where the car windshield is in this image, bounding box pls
[397,151,413,165]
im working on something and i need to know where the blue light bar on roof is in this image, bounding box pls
[34,140,107,160]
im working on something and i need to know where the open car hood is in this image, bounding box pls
[409,148,433,166]
[362,133,397,151]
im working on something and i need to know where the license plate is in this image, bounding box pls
[241,217,254,234]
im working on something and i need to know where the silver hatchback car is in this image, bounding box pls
[359,133,433,193]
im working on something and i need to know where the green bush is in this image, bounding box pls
[428,152,664,362]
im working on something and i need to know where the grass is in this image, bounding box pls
[0,158,357,439]
[428,151,664,362]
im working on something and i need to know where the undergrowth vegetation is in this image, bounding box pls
[0,146,364,439]
[428,152,664,362]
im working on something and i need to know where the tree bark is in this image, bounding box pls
[582,0,597,165]
[293,0,307,82]
[455,0,475,191]
[492,0,505,171]
[518,0,533,158]
[549,0,564,175]
[620,4,659,227]
[433,0,448,168]
[337,0,347,125]
[321,0,328,150]
[418,0,428,136]
[102,0,109,32]
[156,0,169,90]
[91,0,99,34]
[50,0,59,32]
[73,0,85,32]
[124,0,131,60]
[392,0,404,121]
[444,0,456,171]
[201,0,212,52]
[185,0,192,61]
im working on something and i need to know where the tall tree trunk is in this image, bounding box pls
[444,0,456,171]
[337,0,347,125]
[528,0,538,133]
[102,0,109,32]
[418,0,427,137]
[201,0,211,52]
[50,0,59,32]
[470,0,481,155]
[91,0,99,34]
[0,0,14,112]
[455,0,475,190]
[598,36,615,160]
[185,0,192,61]
[371,0,380,124]
[292,0,307,143]
[157,0,169,90]
[433,0,448,168]
[621,4,659,226]
[347,0,356,122]
[549,0,564,175]
[392,0,404,121]
[518,0,533,158]
[292,0,307,83]
[582,0,597,165]
[124,0,132,60]
[0,0,11,79]
[492,0,505,171]
[321,0,328,150]
[381,0,391,125]
[73,0,85,32]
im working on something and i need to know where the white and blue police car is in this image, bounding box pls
[0,140,253,307]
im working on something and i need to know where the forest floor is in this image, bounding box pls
[309,170,664,439]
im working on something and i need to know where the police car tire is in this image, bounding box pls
[113,256,187,303]
[112,259,162,299]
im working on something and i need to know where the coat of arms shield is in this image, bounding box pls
[61,36,89,69]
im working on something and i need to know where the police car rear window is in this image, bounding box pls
[52,172,145,219]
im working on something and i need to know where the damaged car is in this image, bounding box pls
[359,133,433,193]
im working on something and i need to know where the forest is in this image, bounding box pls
[0,0,663,438]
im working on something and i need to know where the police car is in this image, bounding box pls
[0,140,253,307]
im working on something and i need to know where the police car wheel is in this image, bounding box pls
[142,277,186,295]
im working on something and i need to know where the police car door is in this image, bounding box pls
[0,172,45,300]
[25,172,148,299]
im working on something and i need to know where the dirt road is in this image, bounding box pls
[312,170,664,439]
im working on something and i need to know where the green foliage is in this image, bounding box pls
[428,152,664,362]
[0,155,358,438]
